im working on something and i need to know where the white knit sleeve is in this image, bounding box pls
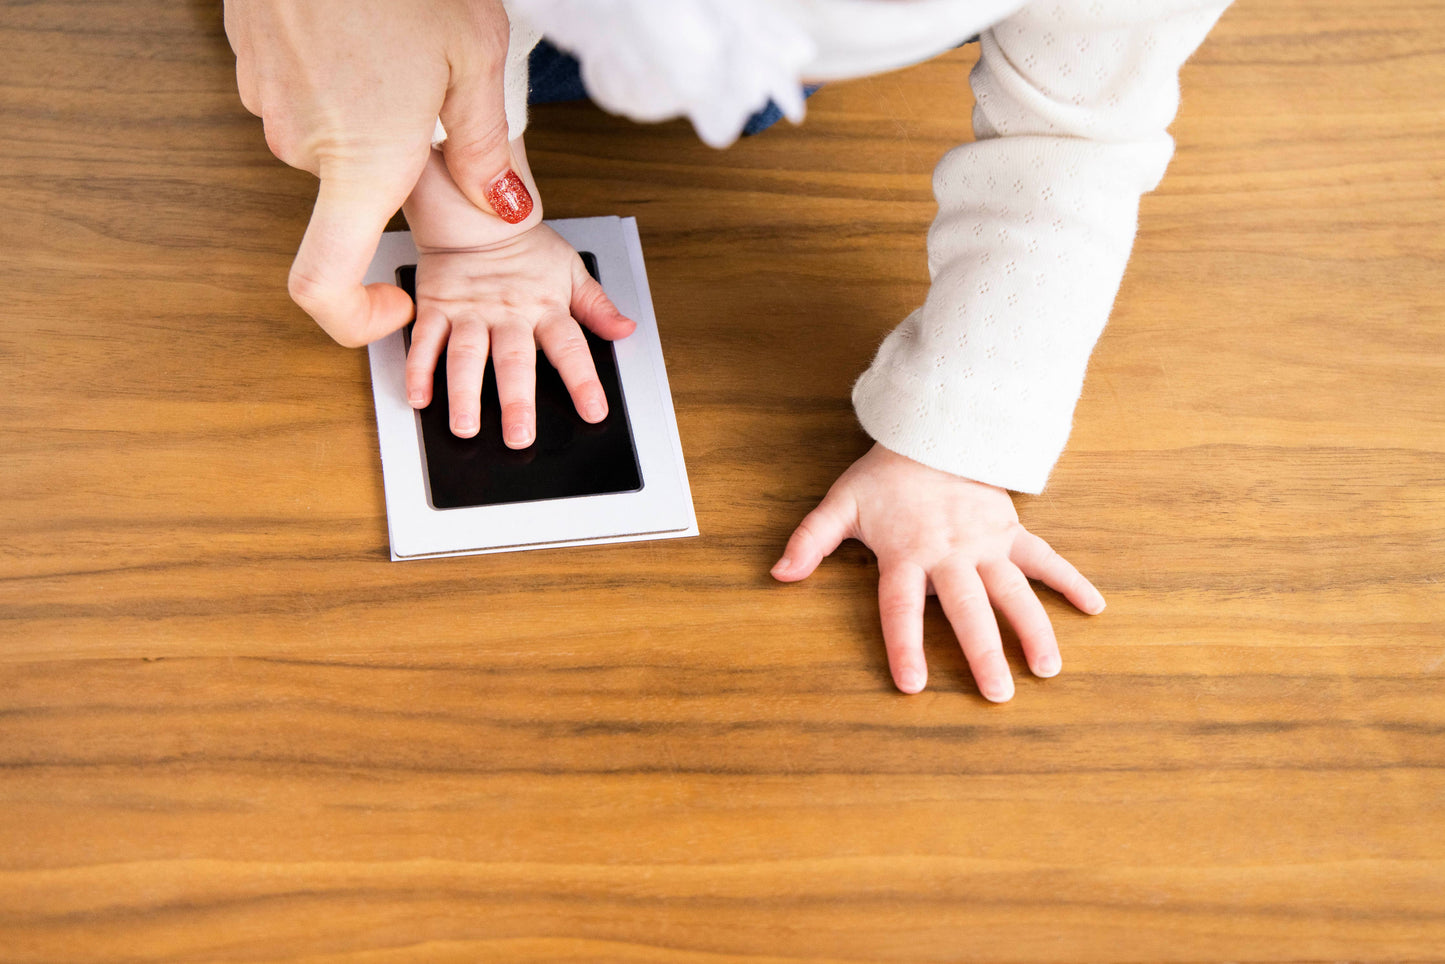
[851,0,1231,493]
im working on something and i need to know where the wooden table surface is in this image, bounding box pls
[2,1,1442,961]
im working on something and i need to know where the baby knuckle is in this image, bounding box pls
[952,589,990,612]
[794,518,831,546]
[574,283,608,314]
[879,595,918,621]
[993,571,1029,597]
[495,346,533,367]
[1001,520,1029,545]
[550,336,590,362]
[447,341,491,363]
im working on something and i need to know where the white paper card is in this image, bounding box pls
[365,217,697,560]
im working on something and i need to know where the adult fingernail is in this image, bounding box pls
[486,169,534,224]
[454,414,476,434]
[899,667,925,693]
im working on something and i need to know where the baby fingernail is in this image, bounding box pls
[770,557,791,575]
[408,390,425,407]
[583,400,605,422]
[506,423,533,447]
[1036,656,1061,678]
[453,414,476,434]
[486,169,534,224]
[899,667,925,693]
[983,679,1015,703]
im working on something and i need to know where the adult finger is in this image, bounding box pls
[444,316,489,438]
[878,561,929,694]
[439,52,534,224]
[235,60,262,117]
[289,172,416,348]
[771,487,857,582]
[1011,530,1107,615]
[222,1,248,58]
[979,559,1060,679]
[535,313,607,423]
[226,10,261,118]
[489,322,537,448]
[931,562,1013,702]
[405,305,450,409]
[570,263,637,341]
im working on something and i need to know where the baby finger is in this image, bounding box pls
[489,322,538,449]
[443,316,489,438]
[405,306,450,409]
[1011,531,1106,615]
[535,313,608,423]
[931,562,1013,703]
[979,559,1060,678]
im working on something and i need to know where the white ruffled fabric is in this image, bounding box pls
[506,0,816,148]
[472,0,1232,494]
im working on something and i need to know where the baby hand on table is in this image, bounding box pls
[772,443,1106,701]
[402,147,636,445]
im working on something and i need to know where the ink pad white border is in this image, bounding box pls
[365,217,698,560]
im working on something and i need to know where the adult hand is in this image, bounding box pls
[224,0,527,346]
[771,443,1107,701]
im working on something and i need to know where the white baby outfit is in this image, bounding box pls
[494,0,1233,493]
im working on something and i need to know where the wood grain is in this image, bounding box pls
[1,0,1442,961]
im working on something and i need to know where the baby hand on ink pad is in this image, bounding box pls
[402,146,636,445]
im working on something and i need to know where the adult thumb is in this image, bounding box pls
[288,170,415,348]
[437,72,536,225]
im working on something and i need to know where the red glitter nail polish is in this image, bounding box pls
[486,169,533,224]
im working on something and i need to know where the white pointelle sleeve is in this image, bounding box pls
[851,0,1232,493]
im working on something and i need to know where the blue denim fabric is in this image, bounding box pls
[527,41,591,105]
